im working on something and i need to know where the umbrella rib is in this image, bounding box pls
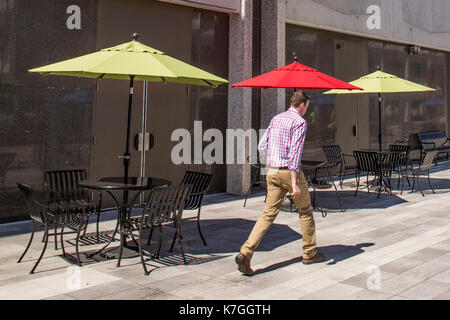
[203,79,213,87]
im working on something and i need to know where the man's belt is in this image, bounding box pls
[267,166,290,170]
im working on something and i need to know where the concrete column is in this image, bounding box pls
[260,0,286,128]
[227,0,253,195]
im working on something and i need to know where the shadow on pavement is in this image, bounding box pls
[252,242,374,275]
[157,218,302,257]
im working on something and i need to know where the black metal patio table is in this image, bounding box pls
[78,177,171,262]
[355,149,407,195]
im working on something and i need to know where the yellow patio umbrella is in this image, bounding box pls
[29,33,228,181]
[324,69,435,151]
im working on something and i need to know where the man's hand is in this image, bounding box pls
[290,183,301,199]
[290,170,301,199]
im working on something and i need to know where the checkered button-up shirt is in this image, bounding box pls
[258,108,307,172]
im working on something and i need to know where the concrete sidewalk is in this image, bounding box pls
[1,162,450,300]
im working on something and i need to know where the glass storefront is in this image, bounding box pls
[187,8,229,193]
[0,1,229,223]
[0,0,97,223]
[286,24,449,159]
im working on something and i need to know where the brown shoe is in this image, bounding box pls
[302,252,326,265]
[235,253,254,276]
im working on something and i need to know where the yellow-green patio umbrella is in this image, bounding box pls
[324,69,435,151]
[29,33,228,180]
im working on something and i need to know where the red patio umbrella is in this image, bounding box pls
[231,60,362,90]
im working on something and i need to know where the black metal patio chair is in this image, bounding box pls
[172,171,213,247]
[404,150,438,197]
[353,151,386,198]
[121,185,193,275]
[389,144,411,189]
[16,183,88,274]
[304,161,346,217]
[146,171,212,248]
[44,169,102,248]
[243,155,267,207]
[322,145,357,188]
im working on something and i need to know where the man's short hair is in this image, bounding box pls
[290,91,310,108]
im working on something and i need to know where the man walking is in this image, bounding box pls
[236,91,325,276]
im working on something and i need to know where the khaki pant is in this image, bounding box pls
[240,168,317,260]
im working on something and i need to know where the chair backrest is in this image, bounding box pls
[383,151,400,169]
[353,151,379,172]
[311,161,340,185]
[322,145,342,164]
[421,151,438,170]
[180,171,213,210]
[141,185,193,228]
[389,144,410,154]
[44,169,88,203]
[17,183,45,224]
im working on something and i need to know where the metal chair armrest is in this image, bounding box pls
[421,141,436,149]
[342,153,354,158]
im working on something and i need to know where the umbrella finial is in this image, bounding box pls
[292,52,298,62]
[377,65,381,71]
[133,33,140,41]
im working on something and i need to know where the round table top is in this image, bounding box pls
[79,177,171,191]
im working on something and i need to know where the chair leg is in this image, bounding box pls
[30,223,49,274]
[354,172,360,196]
[18,220,36,263]
[75,228,82,267]
[117,236,124,267]
[176,223,187,264]
[169,222,177,252]
[427,170,435,194]
[243,187,251,207]
[96,195,103,243]
[96,212,101,243]
[367,173,371,194]
[146,226,154,246]
[332,181,345,213]
[61,225,67,257]
[196,207,207,246]
[405,171,411,186]
[157,225,163,258]
[417,172,425,197]
[400,170,404,195]
[54,225,58,250]
[82,216,89,237]
[138,228,149,275]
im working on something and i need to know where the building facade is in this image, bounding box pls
[0,0,449,222]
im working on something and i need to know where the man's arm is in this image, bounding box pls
[288,122,307,198]
[287,122,307,171]
[258,124,271,154]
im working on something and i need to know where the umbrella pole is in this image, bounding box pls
[123,76,135,182]
[121,75,135,211]
[139,81,148,205]
[378,93,382,151]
